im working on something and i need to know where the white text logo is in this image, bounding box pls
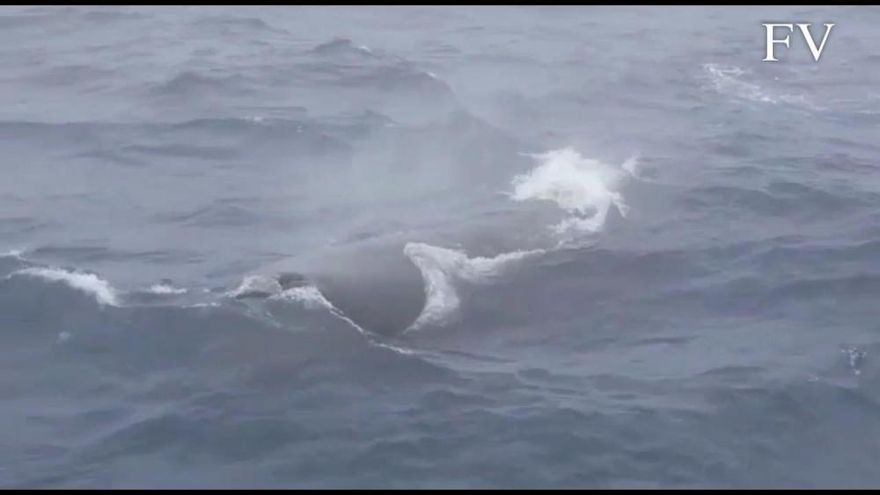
[763,23,834,62]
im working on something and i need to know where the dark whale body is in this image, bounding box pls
[258,236,428,337]
[249,200,620,337]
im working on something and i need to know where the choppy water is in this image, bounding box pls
[2,6,880,488]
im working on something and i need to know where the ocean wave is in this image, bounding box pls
[229,273,370,336]
[9,267,120,306]
[1,249,24,260]
[0,249,27,277]
[509,147,634,236]
[26,245,204,266]
[304,38,456,104]
[272,285,334,311]
[621,154,643,179]
[122,143,240,161]
[152,200,267,229]
[312,38,378,59]
[329,63,456,100]
[272,285,370,336]
[680,182,859,219]
[149,71,253,99]
[227,275,283,299]
[191,15,284,35]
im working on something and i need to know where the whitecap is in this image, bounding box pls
[272,285,335,311]
[279,284,371,335]
[188,302,220,309]
[226,275,283,299]
[1,249,24,259]
[10,267,120,306]
[146,283,188,295]
[621,154,641,178]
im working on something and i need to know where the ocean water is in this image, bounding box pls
[1,6,879,488]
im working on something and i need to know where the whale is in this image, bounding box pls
[238,146,638,337]
[243,201,631,337]
[245,236,424,337]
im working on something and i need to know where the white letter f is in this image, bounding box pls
[763,23,794,62]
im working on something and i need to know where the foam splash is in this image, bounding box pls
[404,242,542,331]
[273,284,370,336]
[510,147,632,235]
[272,285,334,311]
[10,267,120,306]
[228,274,370,335]
[229,276,335,311]
[404,147,638,331]
[227,275,283,299]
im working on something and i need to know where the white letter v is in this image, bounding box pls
[797,23,834,62]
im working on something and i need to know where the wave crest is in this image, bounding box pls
[1,249,24,259]
[227,275,283,299]
[272,285,334,311]
[10,267,119,306]
[146,283,188,295]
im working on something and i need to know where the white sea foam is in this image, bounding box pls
[272,285,334,311]
[703,63,776,104]
[510,147,632,235]
[1,249,24,259]
[10,267,120,306]
[702,63,811,107]
[272,284,369,335]
[188,302,220,308]
[230,276,332,311]
[227,275,283,299]
[621,154,641,179]
[841,345,866,377]
[229,274,369,335]
[404,242,542,331]
[147,283,188,295]
[403,147,640,331]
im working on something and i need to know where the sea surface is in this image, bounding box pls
[1,6,879,488]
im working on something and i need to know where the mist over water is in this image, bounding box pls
[2,6,880,488]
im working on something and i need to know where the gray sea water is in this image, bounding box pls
[1,5,879,489]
